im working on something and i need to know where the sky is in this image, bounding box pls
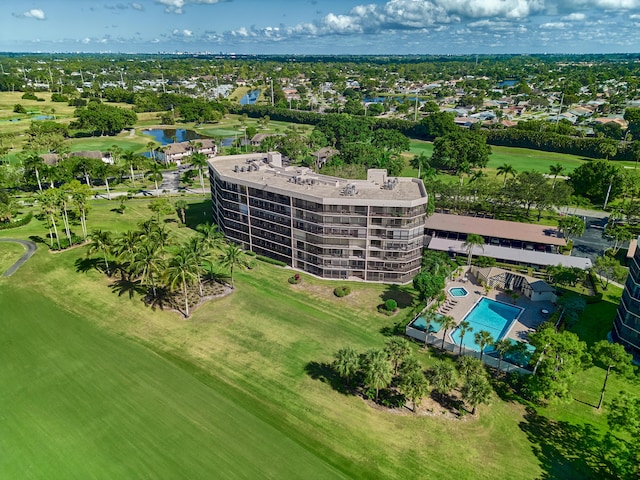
[3,0,640,54]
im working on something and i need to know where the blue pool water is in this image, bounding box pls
[450,298,523,351]
[410,314,444,333]
[449,287,468,297]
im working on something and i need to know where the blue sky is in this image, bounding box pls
[3,0,640,54]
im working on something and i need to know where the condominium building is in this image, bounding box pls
[613,237,640,358]
[208,152,428,283]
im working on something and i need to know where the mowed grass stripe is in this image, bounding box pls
[0,285,348,480]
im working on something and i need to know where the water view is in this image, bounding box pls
[240,89,261,105]
[142,128,204,145]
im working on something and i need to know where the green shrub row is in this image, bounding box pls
[256,255,287,267]
[0,212,33,230]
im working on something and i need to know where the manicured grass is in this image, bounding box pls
[1,197,546,479]
[0,241,24,274]
[0,284,346,479]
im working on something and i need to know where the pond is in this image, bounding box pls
[142,128,205,145]
[240,89,261,105]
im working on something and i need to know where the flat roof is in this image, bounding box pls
[208,153,428,207]
[428,237,592,269]
[425,213,566,246]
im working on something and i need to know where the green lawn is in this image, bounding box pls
[0,284,346,480]
[0,241,24,274]
[0,184,632,479]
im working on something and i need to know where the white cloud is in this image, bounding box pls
[131,3,143,10]
[435,0,544,19]
[540,22,567,29]
[172,28,193,37]
[156,0,223,14]
[22,8,46,20]
[562,13,586,20]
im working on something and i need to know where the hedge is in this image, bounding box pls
[256,255,287,267]
[0,212,33,230]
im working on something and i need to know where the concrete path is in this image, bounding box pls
[0,239,37,277]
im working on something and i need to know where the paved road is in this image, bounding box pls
[0,239,37,277]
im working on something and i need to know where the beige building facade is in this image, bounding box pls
[208,152,428,283]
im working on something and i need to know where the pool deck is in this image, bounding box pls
[430,267,555,345]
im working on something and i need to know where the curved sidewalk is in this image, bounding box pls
[0,239,37,277]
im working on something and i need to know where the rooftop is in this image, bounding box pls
[428,237,592,269]
[209,153,428,206]
[425,213,566,247]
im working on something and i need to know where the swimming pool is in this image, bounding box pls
[450,297,523,351]
[449,287,469,297]
[410,313,444,333]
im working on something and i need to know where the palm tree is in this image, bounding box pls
[421,309,439,348]
[175,199,187,225]
[461,373,492,415]
[112,230,141,277]
[410,152,430,179]
[548,163,564,189]
[333,347,360,388]
[165,248,199,318]
[384,337,411,375]
[457,320,473,355]
[190,151,208,194]
[474,330,495,361]
[23,152,45,192]
[146,141,157,160]
[38,189,61,249]
[496,163,516,188]
[398,360,429,413]
[493,339,513,372]
[69,180,91,241]
[185,236,210,297]
[219,243,247,289]
[87,229,112,275]
[122,150,139,186]
[146,162,163,196]
[363,349,393,402]
[462,233,485,266]
[457,356,484,380]
[131,241,165,298]
[197,222,224,251]
[439,315,457,352]
[427,359,457,399]
[55,186,73,246]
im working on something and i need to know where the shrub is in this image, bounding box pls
[245,250,256,257]
[288,273,302,284]
[21,92,38,101]
[334,286,351,297]
[256,255,287,267]
[0,212,33,230]
[384,299,398,312]
[51,93,68,102]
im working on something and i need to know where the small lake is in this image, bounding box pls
[496,79,518,88]
[142,128,205,145]
[240,89,261,105]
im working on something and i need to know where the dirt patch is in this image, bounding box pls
[145,280,233,319]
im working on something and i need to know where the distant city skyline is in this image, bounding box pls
[3,0,640,55]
